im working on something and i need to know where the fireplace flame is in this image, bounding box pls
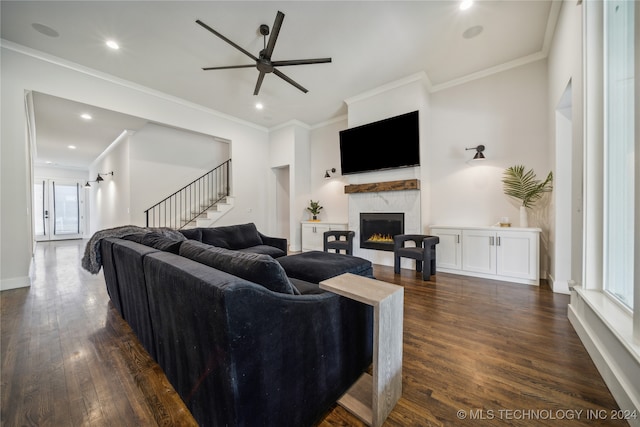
[365,233,394,243]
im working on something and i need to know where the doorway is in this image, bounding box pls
[34,178,84,241]
[553,80,583,293]
[273,166,290,244]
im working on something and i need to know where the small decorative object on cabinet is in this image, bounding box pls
[306,200,323,221]
[502,165,553,227]
[430,225,541,285]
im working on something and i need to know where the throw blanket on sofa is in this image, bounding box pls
[81,225,186,274]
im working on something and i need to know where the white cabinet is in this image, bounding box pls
[462,229,497,275]
[301,222,347,252]
[430,226,540,285]
[430,228,462,270]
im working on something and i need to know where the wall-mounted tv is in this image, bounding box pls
[339,110,420,175]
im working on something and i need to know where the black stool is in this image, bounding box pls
[323,230,355,255]
[393,234,439,281]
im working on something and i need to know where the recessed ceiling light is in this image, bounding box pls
[255,103,264,110]
[460,0,473,10]
[31,23,59,37]
[45,161,53,164]
[68,145,77,150]
[81,113,92,120]
[463,25,484,39]
[106,40,120,50]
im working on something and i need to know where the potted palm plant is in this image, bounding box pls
[502,165,553,227]
[307,200,323,221]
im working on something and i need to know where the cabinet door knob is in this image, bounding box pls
[490,236,495,246]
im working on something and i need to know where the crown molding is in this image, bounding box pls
[542,0,563,57]
[344,72,431,106]
[268,119,312,133]
[430,51,547,93]
[310,114,348,130]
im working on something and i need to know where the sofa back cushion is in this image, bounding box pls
[179,228,202,242]
[179,240,298,295]
[122,232,185,254]
[201,223,262,250]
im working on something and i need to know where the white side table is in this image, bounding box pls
[320,273,403,427]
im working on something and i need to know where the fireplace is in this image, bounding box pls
[360,213,404,252]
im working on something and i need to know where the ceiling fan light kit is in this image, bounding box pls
[197,11,332,96]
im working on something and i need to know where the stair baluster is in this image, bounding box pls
[144,159,231,229]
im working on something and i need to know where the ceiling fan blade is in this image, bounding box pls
[254,71,266,96]
[196,19,258,61]
[202,64,256,71]
[271,58,332,67]
[264,11,284,59]
[273,69,308,93]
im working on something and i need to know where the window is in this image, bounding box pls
[604,0,635,310]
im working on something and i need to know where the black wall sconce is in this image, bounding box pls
[95,171,114,182]
[465,145,486,160]
[86,171,114,188]
[324,168,336,179]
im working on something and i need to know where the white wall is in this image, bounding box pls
[268,121,311,250]
[307,64,550,268]
[430,59,550,231]
[546,0,584,291]
[309,117,349,223]
[1,43,269,290]
[89,132,131,232]
[129,123,230,227]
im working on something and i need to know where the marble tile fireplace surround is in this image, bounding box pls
[347,180,421,267]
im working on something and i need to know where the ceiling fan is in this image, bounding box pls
[196,11,332,96]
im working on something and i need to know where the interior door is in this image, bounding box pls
[34,178,84,241]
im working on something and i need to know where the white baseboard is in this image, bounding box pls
[547,274,571,294]
[568,290,640,426]
[1,276,31,291]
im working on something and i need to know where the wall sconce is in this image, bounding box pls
[465,145,486,160]
[96,171,114,182]
[84,181,94,188]
[324,168,336,179]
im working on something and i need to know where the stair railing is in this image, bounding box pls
[145,159,231,229]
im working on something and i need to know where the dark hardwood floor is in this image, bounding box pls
[1,240,626,426]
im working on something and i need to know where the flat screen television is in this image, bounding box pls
[339,110,420,175]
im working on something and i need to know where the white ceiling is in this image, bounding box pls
[31,92,149,169]
[1,0,559,169]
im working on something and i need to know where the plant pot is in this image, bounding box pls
[312,215,317,220]
[519,206,528,228]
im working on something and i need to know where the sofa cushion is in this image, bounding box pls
[179,240,299,295]
[122,232,185,254]
[179,228,202,242]
[237,244,287,259]
[289,278,326,295]
[201,223,262,250]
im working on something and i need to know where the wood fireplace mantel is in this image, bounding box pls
[344,179,420,194]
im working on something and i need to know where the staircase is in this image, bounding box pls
[144,159,232,229]
[190,195,235,228]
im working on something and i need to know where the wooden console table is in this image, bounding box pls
[320,273,404,427]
